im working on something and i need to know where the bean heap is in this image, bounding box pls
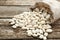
[10,10,53,40]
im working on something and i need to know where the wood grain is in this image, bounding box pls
[0,0,42,5]
[0,6,31,18]
[48,39,60,40]
[0,0,59,6]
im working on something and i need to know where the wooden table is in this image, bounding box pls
[0,0,60,40]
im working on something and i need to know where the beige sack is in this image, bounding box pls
[30,0,60,23]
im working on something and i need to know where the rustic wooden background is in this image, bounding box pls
[0,0,60,40]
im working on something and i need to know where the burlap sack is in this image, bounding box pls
[30,0,60,24]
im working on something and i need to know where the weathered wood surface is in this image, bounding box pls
[0,0,42,5]
[0,0,60,5]
[0,0,60,40]
[0,6,31,18]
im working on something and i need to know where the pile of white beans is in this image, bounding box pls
[10,10,53,40]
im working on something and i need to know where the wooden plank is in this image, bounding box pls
[0,0,42,5]
[0,0,6,5]
[0,0,59,6]
[0,6,31,18]
[0,19,12,25]
[25,39,60,40]
[0,39,60,40]
[0,6,60,19]
[57,0,60,2]
[48,32,60,39]
[20,39,60,40]
[0,25,60,39]
[48,39,60,40]
[0,26,33,39]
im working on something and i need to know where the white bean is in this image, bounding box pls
[39,29,43,34]
[39,35,44,39]
[32,30,36,34]
[44,32,48,36]
[27,32,32,36]
[46,29,53,32]
[46,14,50,19]
[40,21,45,24]
[37,33,41,35]
[43,25,51,29]
[35,29,40,33]
[22,27,29,29]
[43,36,47,40]
[12,25,17,28]
[10,21,15,24]
[15,24,19,26]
